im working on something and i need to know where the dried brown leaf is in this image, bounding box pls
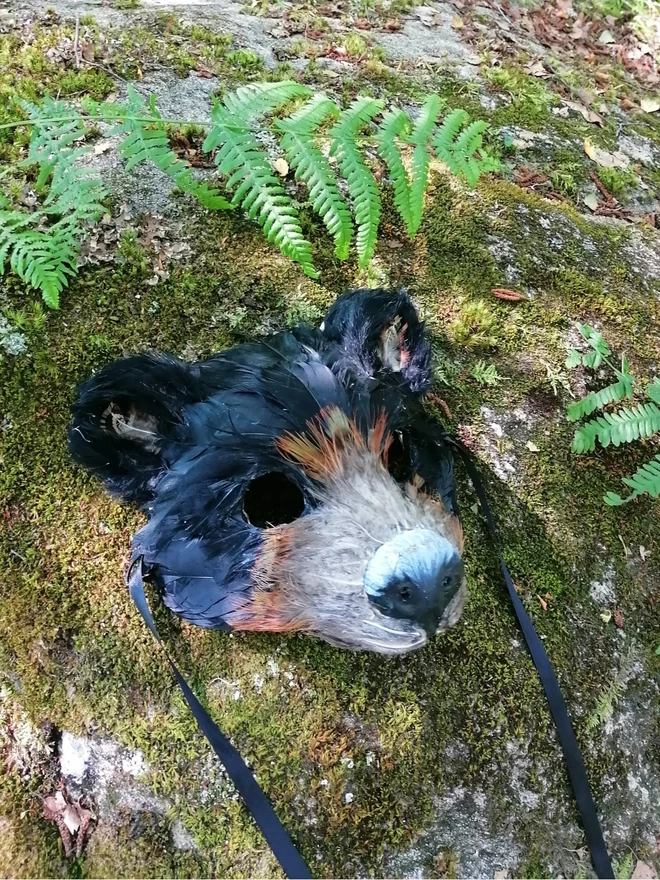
[491,287,526,302]
[584,138,630,169]
[631,860,656,879]
[640,97,660,113]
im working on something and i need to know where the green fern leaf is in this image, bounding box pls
[18,98,106,219]
[605,453,660,505]
[433,109,498,188]
[0,217,78,308]
[96,87,233,211]
[571,402,660,453]
[329,97,384,268]
[18,97,86,185]
[205,98,317,278]
[408,95,444,236]
[221,81,311,120]
[375,107,413,236]
[646,378,660,404]
[276,95,352,260]
[566,375,634,422]
[2,100,106,306]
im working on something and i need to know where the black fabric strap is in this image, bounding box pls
[126,557,313,880]
[448,438,613,880]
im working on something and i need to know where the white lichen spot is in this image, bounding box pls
[252,674,265,693]
[171,818,197,851]
[589,564,616,606]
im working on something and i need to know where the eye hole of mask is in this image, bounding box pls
[243,472,305,528]
[384,431,409,484]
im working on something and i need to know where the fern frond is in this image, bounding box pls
[18,97,86,187]
[18,98,106,219]
[276,95,352,260]
[566,375,634,422]
[605,453,660,506]
[646,378,660,404]
[329,97,384,268]
[375,107,413,235]
[433,109,499,188]
[408,95,443,235]
[96,87,233,211]
[571,402,660,453]
[2,100,107,306]
[221,81,311,121]
[0,213,78,308]
[205,100,317,277]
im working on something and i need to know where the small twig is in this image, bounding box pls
[589,171,617,208]
[73,13,81,69]
[80,58,130,85]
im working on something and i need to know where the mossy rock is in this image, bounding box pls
[1,4,659,879]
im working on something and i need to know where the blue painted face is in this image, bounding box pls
[363,529,464,635]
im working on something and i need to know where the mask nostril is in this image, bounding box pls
[399,585,411,601]
[442,576,452,589]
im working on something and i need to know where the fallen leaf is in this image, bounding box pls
[387,239,403,248]
[584,138,630,169]
[491,287,526,301]
[613,608,624,628]
[620,97,637,110]
[553,105,570,117]
[598,29,615,44]
[564,99,602,124]
[525,59,549,77]
[452,14,464,28]
[465,51,482,65]
[639,545,651,561]
[93,140,113,155]
[640,97,660,113]
[81,41,95,62]
[63,804,82,835]
[537,594,548,611]
[526,440,540,452]
[273,157,289,176]
[584,192,600,211]
[631,861,655,880]
[594,70,609,84]
[417,6,437,26]
[600,610,612,623]
[195,64,214,78]
[494,870,509,879]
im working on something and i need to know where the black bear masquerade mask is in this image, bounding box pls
[69,288,466,654]
[69,287,613,878]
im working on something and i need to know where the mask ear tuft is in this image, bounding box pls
[320,288,432,393]
[69,353,202,503]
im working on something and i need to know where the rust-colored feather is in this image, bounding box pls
[276,407,392,482]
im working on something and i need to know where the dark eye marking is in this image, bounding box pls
[442,576,452,588]
[399,585,411,601]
